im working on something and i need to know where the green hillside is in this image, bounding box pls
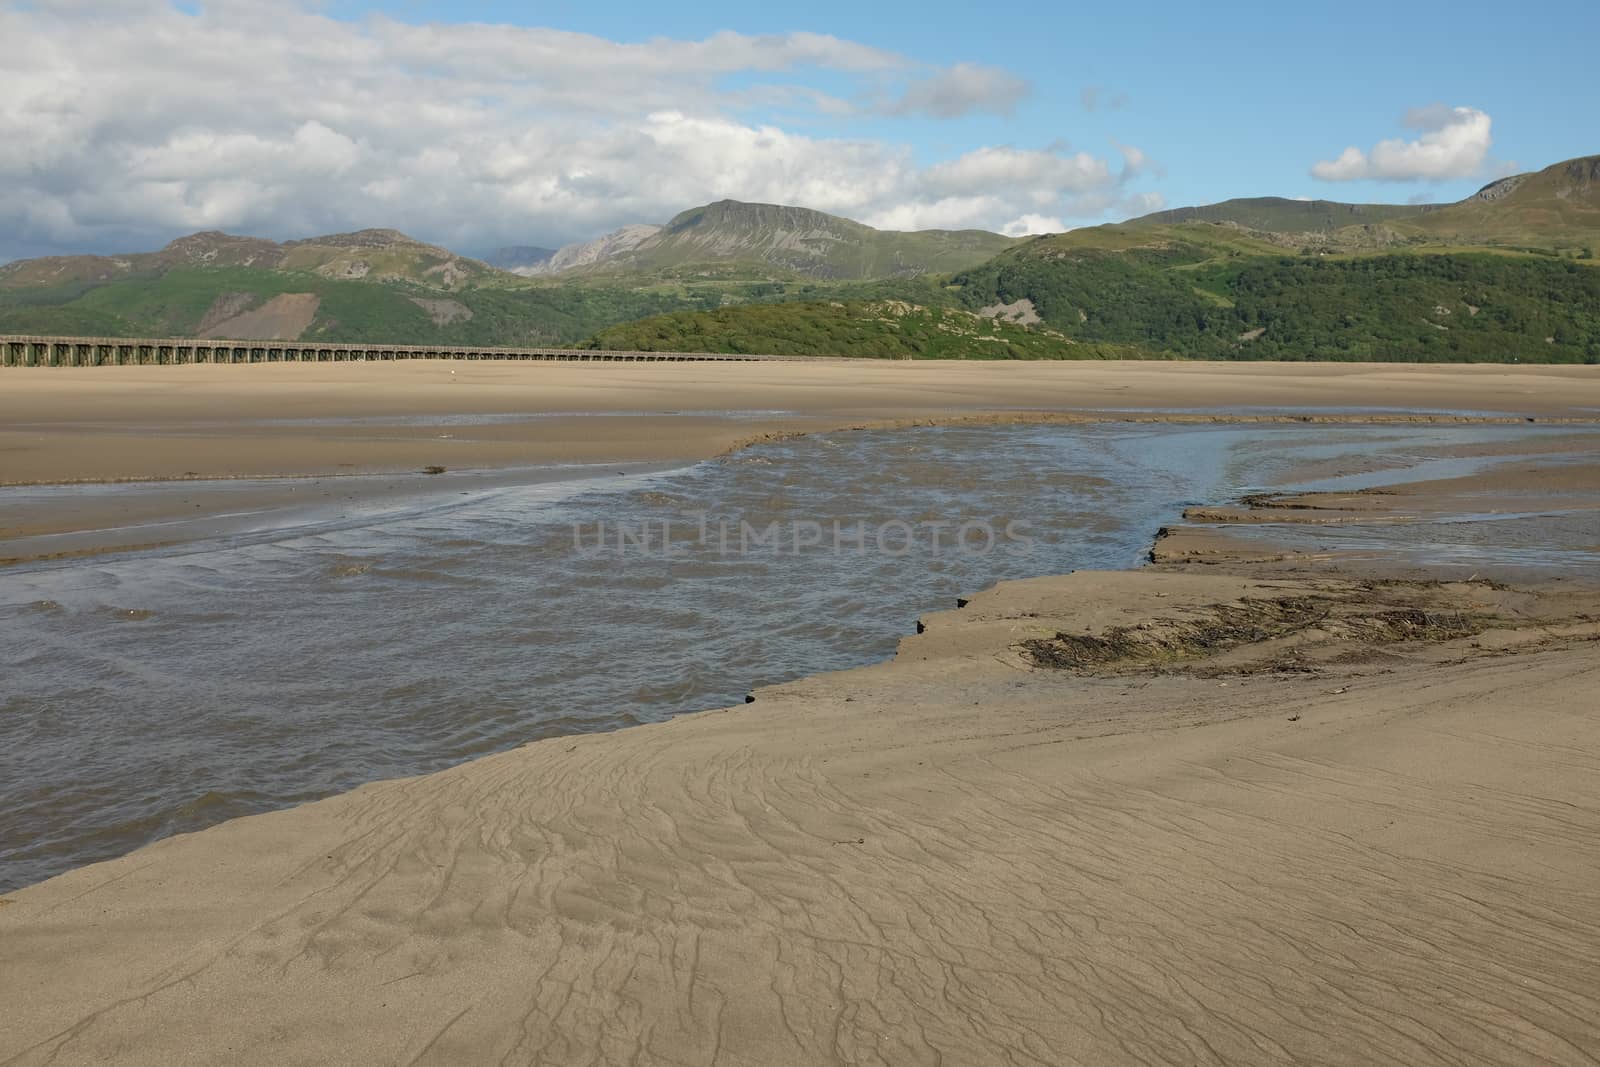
[0,267,731,346]
[1126,156,1600,256]
[0,204,1019,342]
[1133,197,1438,233]
[586,300,1146,359]
[1395,156,1600,250]
[588,157,1600,363]
[949,241,1600,361]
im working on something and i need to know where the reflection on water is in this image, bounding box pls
[1220,509,1600,571]
[0,422,1592,891]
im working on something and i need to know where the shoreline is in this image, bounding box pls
[12,418,1595,895]
[6,360,1600,483]
[11,423,1595,876]
[1150,434,1600,581]
[4,369,1600,1062]
[6,411,1594,567]
[6,357,1600,561]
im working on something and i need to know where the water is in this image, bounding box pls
[1,422,1592,892]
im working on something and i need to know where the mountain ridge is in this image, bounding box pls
[519,200,1017,281]
[2,155,1597,361]
[1132,196,1441,233]
[516,224,665,276]
[1398,155,1600,247]
[0,229,500,292]
[591,154,1600,364]
[1126,155,1600,251]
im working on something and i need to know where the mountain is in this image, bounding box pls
[0,258,736,345]
[933,157,1600,363]
[517,224,664,276]
[1132,197,1439,233]
[1127,157,1600,253]
[1124,197,1434,255]
[596,224,1599,363]
[599,156,1600,363]
[481,245,557,271]
[3,158,1597,360]
[0,227,729,344]
[524,201,1018,281]
[0,229,501,293]
[0,210,1002,343]
[945,225,1600,362]
[1396,155,1600,248]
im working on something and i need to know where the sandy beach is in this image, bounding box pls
[5,359,1600,560]
[6,362,1600,489]
[9,363,1600,489]
[3,362,1600,1064]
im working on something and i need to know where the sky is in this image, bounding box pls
[2,0,1597,262]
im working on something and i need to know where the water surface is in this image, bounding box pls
[1,422,1590,891]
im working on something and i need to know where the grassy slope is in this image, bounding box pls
[1396,159,1600,251]
[12,238,1594,362]
[1134,197,1438,233]
[0,268,732,346]
[592,218,1600,363]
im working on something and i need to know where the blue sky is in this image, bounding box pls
[2,0,1597,259]
[328,0,1599,203]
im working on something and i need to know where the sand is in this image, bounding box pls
[1153,437,1600,580]
[5,359,1600,558]
[3,563,1598,1065]
[4,361,1600,1063]
[5,360,1600,488]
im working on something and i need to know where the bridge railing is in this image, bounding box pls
[0,335,848,367]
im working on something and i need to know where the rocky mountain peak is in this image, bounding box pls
[291,228,423,250]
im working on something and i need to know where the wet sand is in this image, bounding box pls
[4,441,1600,1063]
[7,361,1600,486]
[5,360,1600,558]
[1155,436,1600,580]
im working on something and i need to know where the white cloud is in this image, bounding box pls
[887,63,1030,118]
[1311,106,1493,182]
[0,1,1156,258]
[919,146,1114,200]
[1113,141,1162,183]
[1001,214,1067,237]
[849,144,1161,233]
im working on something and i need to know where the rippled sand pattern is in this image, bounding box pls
[4,572,1598,1064]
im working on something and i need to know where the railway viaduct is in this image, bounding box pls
[0,335,828,366]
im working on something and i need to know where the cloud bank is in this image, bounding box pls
[0,1,1157,259]
[1311,106,1493,182]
